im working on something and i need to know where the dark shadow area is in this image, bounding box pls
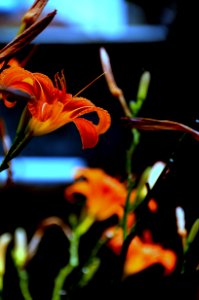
[0,1,199,299]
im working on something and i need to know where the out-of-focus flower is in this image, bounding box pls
[123,234,177,277]
[105,227,177,277]
[65,168,135,221]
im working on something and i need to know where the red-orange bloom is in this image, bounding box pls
[65,168,135,221]
[105,228,177,276]
[123,235,177,277]
[0,67,111,148]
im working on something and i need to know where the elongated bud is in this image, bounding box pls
[19,0,50,33]
[100,47,122,97]
[176,206,187,252]
[13,228,28,269]
[129,71,151,116]
[147,161,165,189]
[0,233,12,290]
[176,207,187,237]
[137,71,151,101]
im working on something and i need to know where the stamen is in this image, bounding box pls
[74,73,105,97]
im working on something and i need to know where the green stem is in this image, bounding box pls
[0,131,33,172]
[0,277,3,297]
[52,264,74,300]
[18,269,33,300]
[122,128,140,239]
[51,232,79,300]
[126,129,140,177]
[69,216,94,267]
[122,184,135,240]
[51,233,80,300]
[52,216,94,300]
[69,232,80,267]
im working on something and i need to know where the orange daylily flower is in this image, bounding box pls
[105,228,177,277]
[0,66,111,149]
[123,235,177,277]
[65,168,136,221]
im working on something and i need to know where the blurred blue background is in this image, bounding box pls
[0,0,198,185]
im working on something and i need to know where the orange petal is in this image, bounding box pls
[105,227,124,255]
[93,107,111,134]
[73,118,99,149]
[68,98,111,135]
[123,236,177,277]
[0,67,35,94]
[65,181,91,202]
[33,72,56,101]
[2,99,16,108]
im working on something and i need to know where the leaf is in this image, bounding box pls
[185,218,199,253]
[78,257,101,287]
[0,130,33,172]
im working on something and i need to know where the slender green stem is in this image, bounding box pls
[51,231,79,300]
[126,129,140,177]
[51,232,80,300]
[181,218,199,274]
[17,269,32,300]
[52,216,94,300]
[122,184,135,240]
[122,128,140,239]
[52,264,74,300]
[69,215,94,267]
[0,277,3,297]
[69,232,80,267]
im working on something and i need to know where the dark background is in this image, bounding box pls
[0,1,199,299]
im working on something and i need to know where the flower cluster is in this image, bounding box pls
[0,1,198,300]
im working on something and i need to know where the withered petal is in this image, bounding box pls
[122,117,199,141]
[0,10,56,63]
